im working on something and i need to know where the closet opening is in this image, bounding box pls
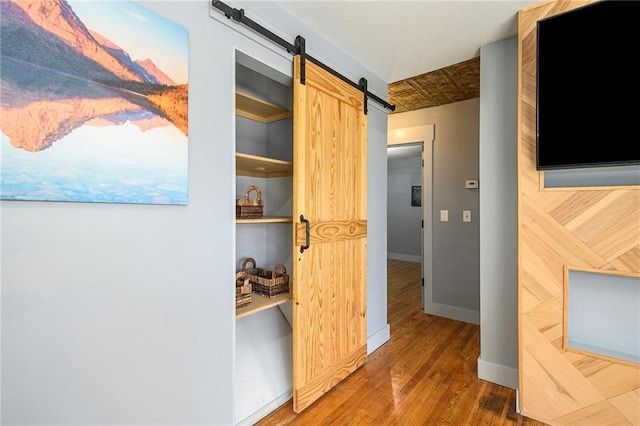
[233,49,294,425]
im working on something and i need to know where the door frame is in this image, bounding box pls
[388,125,434,314]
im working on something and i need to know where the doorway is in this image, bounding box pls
[387,125,434,312]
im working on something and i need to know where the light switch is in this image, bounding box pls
[440,210,449,222]
[463,210,471,222]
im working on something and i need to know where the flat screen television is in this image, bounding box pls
[536,0,640,170]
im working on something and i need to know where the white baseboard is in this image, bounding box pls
[237,389,292,426]
[477,357,518,390]
[387,253,421,263]
[367,324,390,355]
[426,302,480,325]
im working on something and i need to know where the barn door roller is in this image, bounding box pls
[211,0,395,113]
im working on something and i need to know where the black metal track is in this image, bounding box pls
[211,0,395,112]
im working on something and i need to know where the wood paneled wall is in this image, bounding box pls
[517,1,640,425]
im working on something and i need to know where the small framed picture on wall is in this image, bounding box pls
[411,185,421,207]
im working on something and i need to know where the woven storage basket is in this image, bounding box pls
[241,257,289,298]
[235,271,252,308]
[236,185,263,219]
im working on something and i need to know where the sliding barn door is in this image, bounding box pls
[292,55,368,413]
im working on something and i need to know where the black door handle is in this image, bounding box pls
[300,215,310,253]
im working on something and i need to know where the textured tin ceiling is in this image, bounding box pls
[388,57,480,113]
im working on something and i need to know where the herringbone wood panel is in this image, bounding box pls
[518,2,640,425]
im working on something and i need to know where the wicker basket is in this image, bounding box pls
[241,257,289,298]
[235,270,252,308]
[236,185,263,219]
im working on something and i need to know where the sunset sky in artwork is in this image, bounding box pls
[67,1,188,84]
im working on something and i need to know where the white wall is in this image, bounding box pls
[0,1,390,424]
[366,104,391,352]
[389,99,480,325]
[477,36,519,389]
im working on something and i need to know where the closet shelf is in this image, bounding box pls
[236,291,291,319]
[236,216,292,224]
[236,152,293,178]
[236,91,292,123]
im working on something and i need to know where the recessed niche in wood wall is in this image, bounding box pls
[563,266,640,366]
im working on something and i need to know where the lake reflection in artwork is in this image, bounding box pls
[0,0,189,205]
[1,116,187,205]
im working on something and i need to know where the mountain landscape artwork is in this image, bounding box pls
[0,0,189,205]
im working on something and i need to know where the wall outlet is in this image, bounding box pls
[440,210,449,222]
[463,210,471,222]
[465,179,479,189]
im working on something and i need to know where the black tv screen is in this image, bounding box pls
[536,0,640,170]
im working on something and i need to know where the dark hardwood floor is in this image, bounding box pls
[255,259,548,425]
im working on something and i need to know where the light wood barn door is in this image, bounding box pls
[292,55,368,413]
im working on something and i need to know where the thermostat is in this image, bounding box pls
[465,179,479,189]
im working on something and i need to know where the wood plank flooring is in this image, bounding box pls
[255,259,548,426]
